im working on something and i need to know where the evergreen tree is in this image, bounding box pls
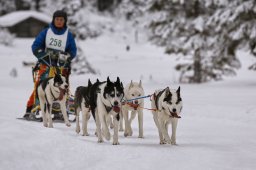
[114,0,148,43]
[0,0,16,15]
[63,0,97,74]
[147,0,256,83]
[207,0,256,71]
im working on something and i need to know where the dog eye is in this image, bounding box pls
[132,94,135,96]
[168,101,172,104]
[110,94,115,97]
[138,94,141,96]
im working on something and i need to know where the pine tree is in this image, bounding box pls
[0,0,16,15]
[63,0,97,75]
[208,0,256,71]
[114,0,148,44]
[147,0,256,83]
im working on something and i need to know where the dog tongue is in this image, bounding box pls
[58,88,66,100]
[113,106,120,113]
[171,112,181,118]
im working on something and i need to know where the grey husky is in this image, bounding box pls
[74,79,92,136]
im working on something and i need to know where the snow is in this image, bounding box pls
[0,10,51,27]
[0,34,256,170]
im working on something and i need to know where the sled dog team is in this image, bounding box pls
[37,74,183,145]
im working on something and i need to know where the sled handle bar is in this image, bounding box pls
[38,52,69,68]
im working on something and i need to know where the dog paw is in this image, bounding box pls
[160,140,166,145]
[43,123,48,127]
[124,131,129,137]
[65,122,71,127]
[82,132,89,136]
[76,128,80,134]
[112,141,120,145]
[97,138,104,143]
[171,141,177,145]
[138,135,144,138]
[128,130,133,136]
[166,140,172,144]
[119,128,124,132]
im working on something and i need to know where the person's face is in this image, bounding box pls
[54,17,65,28]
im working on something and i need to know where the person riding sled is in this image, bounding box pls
[23,10,77,120]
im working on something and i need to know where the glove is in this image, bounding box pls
[58,52,69,61]
[67,56,72,63]
[34,48,47,60]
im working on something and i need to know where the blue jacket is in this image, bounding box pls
[31,24,77,59]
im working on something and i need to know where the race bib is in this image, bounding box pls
[45,28,68,52]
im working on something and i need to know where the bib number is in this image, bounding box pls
[49,38,62,47]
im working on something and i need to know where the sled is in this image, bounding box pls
[19,49,75,122]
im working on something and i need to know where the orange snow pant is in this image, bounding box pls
[26,64,70,111]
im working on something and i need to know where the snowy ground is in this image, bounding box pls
[0,36,256,170]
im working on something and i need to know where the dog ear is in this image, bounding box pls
[177,86,182,101]
[116,77,120,84]
[88,79,92,87]
[55,68,61,75]
[96,79,99,83]
[165,87,170,94]
[107,77,111,83]
[177,86,180,94]
[164,87,171,102]
[129,80,133,89]
[54,73,62,83]
[139,80,142,87]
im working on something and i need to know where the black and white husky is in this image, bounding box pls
[74,79,92,136]
[37,74,70,128]
[90,77,124,145]
[121,80,145,138]
[151,87,182,145]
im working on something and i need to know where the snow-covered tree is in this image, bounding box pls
[207,0,256,71]
[0,0,16,15]
[0,28,15,46]
[147,0,256,83]
[63,0,97,74]
[112,0,149,44]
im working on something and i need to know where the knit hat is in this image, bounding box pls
[52,10,67,27]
